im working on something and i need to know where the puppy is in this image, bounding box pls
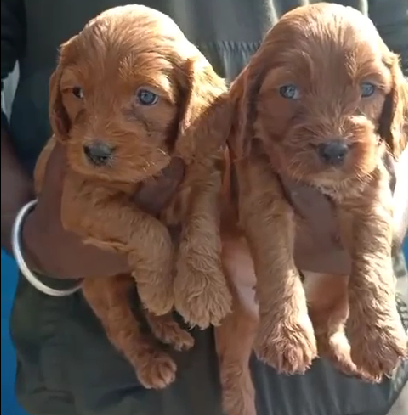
[218,3,408,414]
[35,5,232,388]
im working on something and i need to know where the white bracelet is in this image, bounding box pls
[11,199,83,297]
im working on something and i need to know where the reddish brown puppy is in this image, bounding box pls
[35,5,232,389]
[218,3,408,414]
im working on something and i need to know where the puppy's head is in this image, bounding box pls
[231,3,407,187]
[50,5,227,184]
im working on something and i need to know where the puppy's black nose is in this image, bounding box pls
[317,140,349,166]
[83,141,113,166]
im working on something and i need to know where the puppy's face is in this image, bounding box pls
[50,6,226,184]
[234,4,407,187]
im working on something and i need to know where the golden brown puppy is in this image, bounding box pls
[35,5,232,389]
[218,3,408,414]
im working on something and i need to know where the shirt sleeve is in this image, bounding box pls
[1,0,26,130]
[369,0,408,76]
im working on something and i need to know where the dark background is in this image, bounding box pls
[2,244,408,414]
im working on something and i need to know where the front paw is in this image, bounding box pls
[128,243,174,316]
[316,330,369,380]
[153,319,195,351]
[174,260,232,328]
[347,315,407,381]
[255,316,317,374]
[136,351,177,389]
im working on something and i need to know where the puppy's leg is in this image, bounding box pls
[340,169,407,381]
[144,312,195,351]
[215,235,258,415]
[237,156,316,374]
[127,223,174,316]
[175,169,232,328]
[305,272,365,379]
[62,176,174,315]
[216,304,257,415]
[82,275,177,389]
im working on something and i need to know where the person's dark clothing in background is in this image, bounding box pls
[1,1,407,414]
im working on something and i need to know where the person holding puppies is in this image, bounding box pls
[1,1,407,415]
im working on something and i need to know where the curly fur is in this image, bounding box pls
[34,5,232,389]
[218,4,408,414]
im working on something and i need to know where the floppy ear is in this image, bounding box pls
[229,68,254,160]
[174,58,230,164]
[378,53,408,158]
[49,68,70,142]
[49,40,75,143]
[228,58,265,161]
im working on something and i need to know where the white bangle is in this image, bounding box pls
[11,199,83,297]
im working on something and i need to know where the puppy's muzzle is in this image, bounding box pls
[316,139,349,166]
[83,141,114,166]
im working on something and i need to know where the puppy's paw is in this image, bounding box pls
[255,316,317,374]
[316,330,369,380]
[136,352,177,389]
[174,261,231,328]
[348,317,407,381]
[151,318,195,351]
[168,331,195,351]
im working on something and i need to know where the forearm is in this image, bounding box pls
[1,127,34,254]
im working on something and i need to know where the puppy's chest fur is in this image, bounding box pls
[106,180,194,226]
[62,157,223,249]
[101,181,194,227]
[277,155,395,275]
[68,173,194,229]
[284,150,393,209]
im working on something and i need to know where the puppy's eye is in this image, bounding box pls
[360,82,376,98]
[279,84,301,100]
[136,88,158,106]
[72,87,84,99]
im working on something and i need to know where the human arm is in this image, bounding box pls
[1,0,31,254]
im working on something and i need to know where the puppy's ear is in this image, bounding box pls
[49,39,75,143]
[49,68,70,142]
[175,58,230,163]
[379,53,408,158]
[228,62,263,160]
